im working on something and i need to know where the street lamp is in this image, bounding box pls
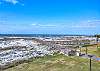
[88,55,93,71]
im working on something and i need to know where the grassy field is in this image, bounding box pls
[80,43,100,57]
[3,53,100,71]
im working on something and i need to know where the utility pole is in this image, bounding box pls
[88,55,93,71]
[86,46,87,54]
[90,57,91,71]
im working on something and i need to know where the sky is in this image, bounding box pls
[0,0,100,35]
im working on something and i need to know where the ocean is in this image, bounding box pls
[0,34,92,37]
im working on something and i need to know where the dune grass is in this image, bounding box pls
[3,53,100,71]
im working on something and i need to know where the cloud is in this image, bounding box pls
[2,0,24,6]
[31,23,57,27]
[0,2,2,4]
[38,24,57,27]
[71,19,100,29]
[87,20,100,23]
[31,23,37,26]
[4,0,19,4]
[72,24,96,28]
[0,20,100,34]
[31,20,100,30]
[21,3,24,6]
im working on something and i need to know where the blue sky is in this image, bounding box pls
[0,0,100,35]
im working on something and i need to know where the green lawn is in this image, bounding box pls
[3,54,100,71]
